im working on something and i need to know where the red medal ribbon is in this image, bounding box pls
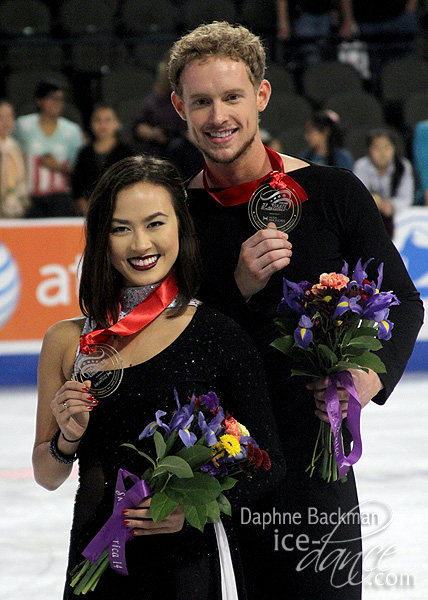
[79,273,178,354]
[202,146,307,207]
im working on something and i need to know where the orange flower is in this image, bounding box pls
[223,416,242,439]
[319,272,349,290]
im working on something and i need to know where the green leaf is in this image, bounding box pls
[166,472,222,505]
[353,326,379,338]
[153,431,167,460]
[217,493,232,516]
[273,317,296,335]
[183,504,207,532]
[270,336,294,356]
[154,455,194,479]
[121,443,156,467]
[149,492,178,523]
[318,344,338,365]
[218,476,237,491]
[206,499,221,523]
[352,350,387,373]
[290,368,318,377]
[176,444,212,470]
[347,336,382,351]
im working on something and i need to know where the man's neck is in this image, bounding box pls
[204,139,271,188]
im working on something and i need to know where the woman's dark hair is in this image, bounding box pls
[79,155,201,328]
[366,128,405,197]
[308,110,345,167]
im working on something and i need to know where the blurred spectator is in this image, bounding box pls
[132,53,187,158]
[339,0,419,83]
[300,109,354,169]
[412,116,428,206]
[166,130,204,181]
[276,0,337,68]
[354,128,414,237]
[13,79,84,218]
[0,100,29,218]
[72,104,134,215]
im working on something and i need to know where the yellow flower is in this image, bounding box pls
[211,442,225,458]
[220,434,241,457]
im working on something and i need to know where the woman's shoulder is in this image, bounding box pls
[43,316,85,348]
[194,302,255,340]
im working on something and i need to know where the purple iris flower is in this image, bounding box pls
[179,428,197,448]
[206,406,225,433]
[378,319,394,340]
[333,295,363,318]
[201,463,229,476]
[294,315,313,349]
[278,278,311,315]
[170,394,195,432]
[139,410,171,440]
[198,411,218,446]
[199,391,220,412]
[361,291,399,322]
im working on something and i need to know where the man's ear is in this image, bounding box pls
[257,79,271,113]
[171,91,187,121]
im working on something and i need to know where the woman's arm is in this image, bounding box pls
[32,319,95,490]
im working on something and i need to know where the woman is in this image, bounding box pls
[33,155,284,599]
[72,104,134,215]
[301,109,354,170]
[0,100,29,218]
[354,128,414,237]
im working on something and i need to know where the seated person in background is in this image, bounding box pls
[132,53,187,158]
[353,128,414,238]
[0,100,29,218]
[13,78,84,218]
[412,116,428,206]
[300,109,354,170]
[72,104,134,215]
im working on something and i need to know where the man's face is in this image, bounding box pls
[172,57,270,166]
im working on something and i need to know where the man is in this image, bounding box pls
[169,22,423,598]
[13,78,83,217]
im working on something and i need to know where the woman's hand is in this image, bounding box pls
[50,380,97,441]
[123,498,185,536]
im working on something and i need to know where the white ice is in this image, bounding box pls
[1,372,427,600]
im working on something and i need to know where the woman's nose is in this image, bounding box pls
[131,230,151,253]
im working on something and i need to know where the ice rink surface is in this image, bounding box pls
[1,372,427,600]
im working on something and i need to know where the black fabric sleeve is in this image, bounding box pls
[337,169,424,403]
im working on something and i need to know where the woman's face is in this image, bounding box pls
[368,136,395,171]
[0,103,15,139]
[304,123,328,150]
[109,181,179,287]
[91,107,120,141]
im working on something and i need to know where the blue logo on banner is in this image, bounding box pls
[0,240,20,330]
[396,218,428,298]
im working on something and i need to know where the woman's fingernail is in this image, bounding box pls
[123,520,131,526]
[91,399,99,405]
[82,386,90,392]
[86,394,95,400]
[122,510,129,516]
[87,406,93,411]
[131,530,137,536]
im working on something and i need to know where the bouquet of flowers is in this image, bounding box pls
[271,258,398,483]
[70,390,271,595]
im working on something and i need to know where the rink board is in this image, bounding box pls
[0,210,427,386]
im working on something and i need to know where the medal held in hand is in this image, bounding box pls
[248,171,307,233]
[73,343,124,398]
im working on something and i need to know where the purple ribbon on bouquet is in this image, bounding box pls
[325,371,362,479]
[82,468,150,575]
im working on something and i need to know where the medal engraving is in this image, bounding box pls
[248,180,302,232]
[73,343,124,398]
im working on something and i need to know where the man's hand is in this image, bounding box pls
[234,222,292,300]
[307,368,384,422]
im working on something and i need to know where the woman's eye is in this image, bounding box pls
[110,226,129,234]
[148,220,164,228]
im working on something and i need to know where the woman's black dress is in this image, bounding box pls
[63,304,285,599]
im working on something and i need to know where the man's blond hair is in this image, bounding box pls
[168,21,266,96]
